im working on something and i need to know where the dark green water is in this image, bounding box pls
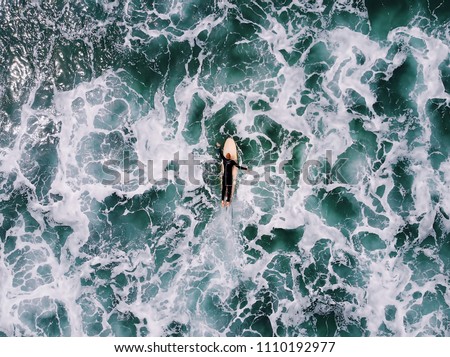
[0,0,449,336]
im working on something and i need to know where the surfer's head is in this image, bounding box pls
[226,153,231,159]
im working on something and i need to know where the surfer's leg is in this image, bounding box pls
[221,180,226,206]
[221,180,226,201]
[226,185,232,203]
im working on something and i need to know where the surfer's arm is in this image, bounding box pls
[234,163,248,170]
[218,148,226,160]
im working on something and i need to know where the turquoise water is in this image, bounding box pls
[0,0,449,337]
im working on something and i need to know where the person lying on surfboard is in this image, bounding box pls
[216,142,248,207]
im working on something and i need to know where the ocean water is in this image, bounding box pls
[0,0,449,337]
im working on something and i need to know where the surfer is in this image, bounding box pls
[216,142,248,207]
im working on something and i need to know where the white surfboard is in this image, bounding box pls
[221,137,238,204]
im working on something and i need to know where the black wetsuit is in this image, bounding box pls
[219,149,247,202]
